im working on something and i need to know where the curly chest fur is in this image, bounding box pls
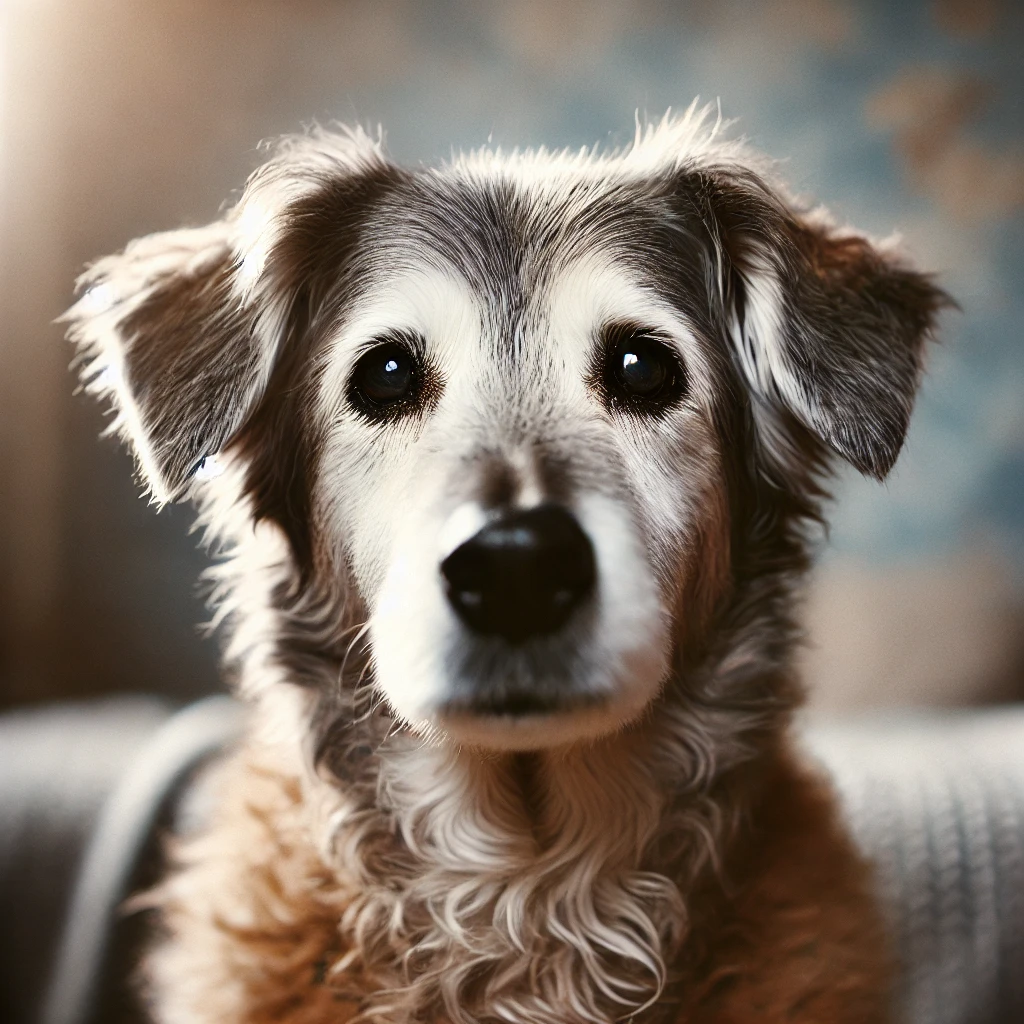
[145,727,891,1024]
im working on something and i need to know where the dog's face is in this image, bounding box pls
[68,115,945,752]
[321,209,721,749]
[315,168,746,751]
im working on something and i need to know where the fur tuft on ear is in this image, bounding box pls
[64,124,390,504]
[696,169,951,480]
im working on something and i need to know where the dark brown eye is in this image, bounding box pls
[600,324,688,413]
[348,339,422,419]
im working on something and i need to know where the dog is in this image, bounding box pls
[66,107,946,1023]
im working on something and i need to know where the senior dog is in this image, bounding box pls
[67,107,946,1023]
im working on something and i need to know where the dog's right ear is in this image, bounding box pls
[65,126,391,504]
[66,223,262,503]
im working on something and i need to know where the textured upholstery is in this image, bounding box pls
[1,699,1022,1023]
[0,698,171,1024]
[40,697,243,1024]
[806,710,1024,1024]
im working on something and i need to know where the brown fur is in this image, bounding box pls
[676,750,892,1022]
[144,740,364,1023]
[146,730,889,1024]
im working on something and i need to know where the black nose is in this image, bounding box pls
[440,505,596,644]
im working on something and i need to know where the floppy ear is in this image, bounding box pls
[65,126,390,504]
[697,168,950,479]
[65,223,266,503]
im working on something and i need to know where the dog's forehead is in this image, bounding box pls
[371,168,679,297]
[312,165,721,424]
[317,165,714,375]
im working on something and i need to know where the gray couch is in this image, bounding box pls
[3,697,1023,1024]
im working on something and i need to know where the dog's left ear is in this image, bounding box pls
[694,168,951,479]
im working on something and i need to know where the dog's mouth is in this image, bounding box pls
[439,689,607,720]
[432,689,617,750]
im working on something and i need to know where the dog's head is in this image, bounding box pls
[68,112,946,752]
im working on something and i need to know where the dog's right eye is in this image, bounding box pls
[347,339,422,419]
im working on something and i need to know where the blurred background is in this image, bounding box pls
[0,0,1021,716]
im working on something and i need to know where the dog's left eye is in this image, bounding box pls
[348,339,421,417]
[598,324,688,412]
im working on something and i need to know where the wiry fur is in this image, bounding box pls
[66,105,948,1023]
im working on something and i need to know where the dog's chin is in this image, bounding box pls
[404,690,655,752]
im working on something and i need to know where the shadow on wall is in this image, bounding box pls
[0,0,1021,712]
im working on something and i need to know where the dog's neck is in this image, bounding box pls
[255,666,774,1024]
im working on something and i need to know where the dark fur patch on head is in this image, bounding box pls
[228,165,405,576]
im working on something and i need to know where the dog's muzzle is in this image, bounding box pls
[440,505,596,645]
